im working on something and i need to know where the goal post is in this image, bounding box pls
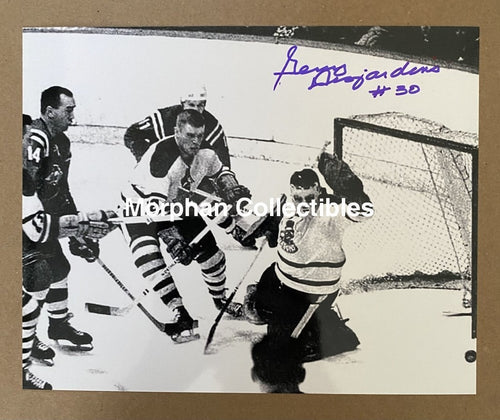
[333,113,478,339]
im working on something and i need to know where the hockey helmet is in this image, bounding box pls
[180,85,208,103]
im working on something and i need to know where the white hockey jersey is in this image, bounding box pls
[122,137,223,206]
[275,203,352,295]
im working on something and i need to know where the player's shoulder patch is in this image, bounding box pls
[150,137,180,178]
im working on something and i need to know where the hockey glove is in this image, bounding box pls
[69,237,100,262]
[318,152,369,205]
[59,210,117,240]
[219,216,257,248]
[245,194,286,248]
[230,224,257,248]
[158,226,193,265]
[213,169,251,207]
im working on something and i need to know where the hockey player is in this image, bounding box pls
[245,152,371,387]
[22,114,117,389]
[23,87,111,355]
[123,85,230,167]
[121,109,251,342]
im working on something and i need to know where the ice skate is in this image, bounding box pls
[48,314,93,351]
[31,335,55,366]
[164,306,200,344]
[23,368,52,390]
[214,296,245,319]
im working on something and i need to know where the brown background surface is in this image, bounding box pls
[1,1,499,419]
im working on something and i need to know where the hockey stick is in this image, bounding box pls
[108,214,182,224]
[291,294,328,339]
[109,188,221,226]
[85,225,211,316]
[204,238,267,354]
[85,255,169,333]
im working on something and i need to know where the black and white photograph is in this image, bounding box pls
[21,26,478,394]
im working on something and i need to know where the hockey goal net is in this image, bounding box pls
[334,112,478,337]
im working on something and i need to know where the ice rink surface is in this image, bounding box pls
[28,142,476,394]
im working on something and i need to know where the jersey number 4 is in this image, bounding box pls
[27,145,42,163]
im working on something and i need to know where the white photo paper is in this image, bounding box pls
[22,26,478,394]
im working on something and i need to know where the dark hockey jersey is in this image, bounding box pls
[124,104,230,167]
[24,118,77,216]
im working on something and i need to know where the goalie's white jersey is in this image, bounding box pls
[275,203,352,295]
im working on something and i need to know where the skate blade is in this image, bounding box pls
[52,339,94,352]
[171,332,201,344]
[30,357,54,367]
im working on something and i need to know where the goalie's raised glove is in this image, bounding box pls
[318,152,369,205]
[213,169,251,207]
[59,210,117,240]
[158,226,193,265]
[69,237,100,262]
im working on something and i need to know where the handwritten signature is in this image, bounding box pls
[273,45,440,92]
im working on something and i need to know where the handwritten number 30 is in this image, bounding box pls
[395,85,420,96]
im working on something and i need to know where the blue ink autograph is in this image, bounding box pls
[273,45,440,92]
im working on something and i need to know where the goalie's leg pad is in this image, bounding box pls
[300,306,360,363]
[243,284,266,325]
[252,263,290,325]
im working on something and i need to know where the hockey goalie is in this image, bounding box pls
[245,152,373,391]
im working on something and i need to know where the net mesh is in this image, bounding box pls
[338,113,476,290]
